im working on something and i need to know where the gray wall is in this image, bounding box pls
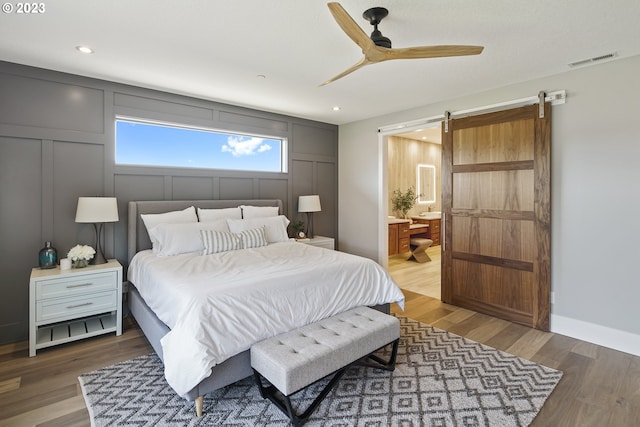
[339,54,640,356]
[0,61,337,344]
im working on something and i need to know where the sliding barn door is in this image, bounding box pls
[441,103,551,330]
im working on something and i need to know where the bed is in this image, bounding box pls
[126,199,404,416]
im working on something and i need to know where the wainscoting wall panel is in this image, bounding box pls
[53,141,105,253]
[171,176,216,200]
[114,92,213,121]
[315,162,337,238]
[0,60,338,344]
[0,73,104,134]
[0,136,42,343]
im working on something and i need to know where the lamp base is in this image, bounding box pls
[90,251,108,265]
[89,223,109,265]
[305,212,315,239]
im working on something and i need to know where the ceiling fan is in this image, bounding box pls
[321,2,484,85]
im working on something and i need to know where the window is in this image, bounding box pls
[115,118,287,173]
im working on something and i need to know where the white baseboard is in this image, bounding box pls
[551,314,640,357]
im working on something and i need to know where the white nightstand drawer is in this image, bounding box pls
[36,271,117,300]
[299,235,335,250]
[36,290,117,323]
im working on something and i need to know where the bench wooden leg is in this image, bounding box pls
[195,395,204,417]
[408,250,431,263]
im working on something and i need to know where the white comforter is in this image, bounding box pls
[128,241,404,397]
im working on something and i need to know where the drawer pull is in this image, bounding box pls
[66,302,93,309]
[66,283,93,288]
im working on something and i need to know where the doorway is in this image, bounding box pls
[378,92,559,330]
[385,124,443,300]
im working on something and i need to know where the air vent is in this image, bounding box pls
[568,52,617,68]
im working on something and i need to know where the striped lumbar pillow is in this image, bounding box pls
[200,230,241,254]
[238,226,268,249]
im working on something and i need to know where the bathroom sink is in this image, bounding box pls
[419,211,441,219]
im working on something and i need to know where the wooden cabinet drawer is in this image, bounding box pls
[399,237,410,253]
[428,219,441,245]
[37,290,117,323]
[36,272,117,300]
[399,223,410,237]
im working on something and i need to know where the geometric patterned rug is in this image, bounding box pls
[79,316,562,426]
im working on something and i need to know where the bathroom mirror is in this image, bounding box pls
[416,164,436,204]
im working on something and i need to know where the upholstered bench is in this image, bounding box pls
[408,237,433,263]
[251,306,400,426]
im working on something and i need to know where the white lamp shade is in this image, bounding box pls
[75,197,119,223]
[298,195,321,213]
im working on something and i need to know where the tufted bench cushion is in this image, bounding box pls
[251,306,400,425]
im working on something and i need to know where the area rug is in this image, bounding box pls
[79,316,562,426]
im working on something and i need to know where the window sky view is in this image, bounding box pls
[115,120,285,172]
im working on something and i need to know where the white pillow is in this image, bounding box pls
[227,215,290,243]
[200,230,241,255]
[147,220,229,256]
[197,207,242,222]
[240,205,279,219]
[141,206,197,232]
[237,226,268,249]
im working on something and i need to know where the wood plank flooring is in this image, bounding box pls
[388,245,442,299]
[1,258,639,426]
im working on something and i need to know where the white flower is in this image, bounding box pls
[67,244,96,261]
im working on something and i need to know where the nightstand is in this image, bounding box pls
[29,259,123,357]
[298,235,335,250]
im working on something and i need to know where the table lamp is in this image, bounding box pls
[75,197,119,264]
[298,195,321,238]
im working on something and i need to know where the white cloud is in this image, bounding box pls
[222,136,272,157]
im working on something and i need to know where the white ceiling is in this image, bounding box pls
[1,1,639,125]
[396,126,442,144]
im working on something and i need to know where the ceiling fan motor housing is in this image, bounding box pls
[370,29,391,48]
[363,7,392,48]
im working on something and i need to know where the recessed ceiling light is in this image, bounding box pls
[332,106,341,111]
[75,46,94,54]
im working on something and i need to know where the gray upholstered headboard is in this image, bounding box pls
[127,199,284,263]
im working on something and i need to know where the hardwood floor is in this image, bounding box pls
[1,264,639,426]
[0,318,152,427]
[388,245,442,299]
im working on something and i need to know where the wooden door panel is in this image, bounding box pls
[452,217,535,261]
[453,170,534,210]
[452,261,535,325]
[452,261,534,310]
[442,103,551,331]
[453,119,534,165]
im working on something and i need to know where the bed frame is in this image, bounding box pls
[127,199,283,416]
[126,198,389,417]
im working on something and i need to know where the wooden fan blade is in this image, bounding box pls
[327,2,375,52]
[320,56,371,86]
[381,45,484,61]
